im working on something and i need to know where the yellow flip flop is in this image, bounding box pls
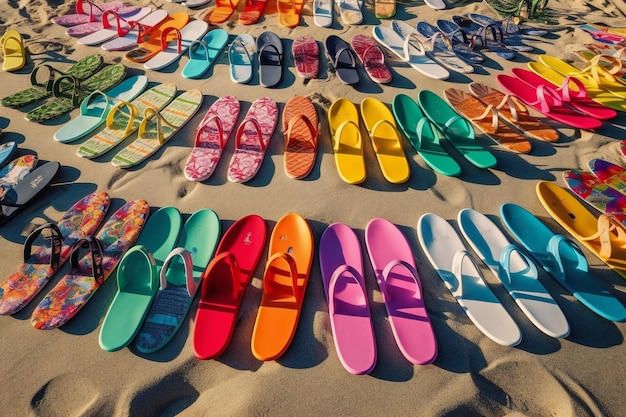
[2,30,25,71]
[328,99,366,185]
[360,97,409,183]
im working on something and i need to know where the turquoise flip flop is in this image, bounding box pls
[392,94,461,177]
[418,90,497,170]
[98,206,183,352]
[54,75,149,143]
[136,208,220,353]
[182,29,229,80]
[500,203,626,322]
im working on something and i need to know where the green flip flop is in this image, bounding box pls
[99,206,183,352]
[392,94,461,177]
[25,63,127,123]
[1,54,103,108]
[417,90,497,170]
[136,208,220,353]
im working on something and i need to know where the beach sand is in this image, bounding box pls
[1,0,626,415]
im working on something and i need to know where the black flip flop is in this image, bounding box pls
[256,31,283,88]
[325,35,359,85]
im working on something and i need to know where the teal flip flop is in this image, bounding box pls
[98,206,183,352]
[392,94,461,177]
[136,209,220,353]
[500,203,626,322]
[54,75,149,143]
[417,90,497,170]
[182,29,229,80]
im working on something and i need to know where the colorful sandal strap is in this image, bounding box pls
[24,223,64,270]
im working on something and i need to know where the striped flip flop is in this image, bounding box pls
[282,96,319,179]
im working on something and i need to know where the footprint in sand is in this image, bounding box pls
[31,374,101,416]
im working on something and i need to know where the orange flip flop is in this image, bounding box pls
[125,12,190,63]
[206,0,240,24]
[251,213,314,361]
[239,0,268,25]
[282,96,319,180]
[277,0,304,28]
[444,88,533,154]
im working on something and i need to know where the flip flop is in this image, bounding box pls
[0,155,38,200]
[443,88,533,154]
[206,0,240,24]
[124,12,191,63]
[98,206,182,352]
[143,20,209,71]
[111,90,203,168]
[2,30,26,72]
[227,97,278,183]
[0,142,17,168]
[526,61,626,113]
[0,191,109,315]
[256,31,283,88]
[496,73,604,129]
[52,0,137,26]
[278,0,304,28]
[360,97,409,183]
[375,0,395,19]
[418,90,497,169]
[136,209,220,353]
[327,98,365,184]
[589,159,626,196]
[65,5,144,37]
[182,29,229,79]
[1,54,103,109]
[468,82,559,142]
[562,169,626,219]
[193,214,267,360]
[319,223,376,375]
[577,50,626,83]
[435,19,485,64]
[378,22,449,80]
[282,96,319,179]
[458,208,570,338]
[392,94,461,177]
[239,0,268,25]
[77,82,177,159]
[501,200,626,322]
[54,75,149,143]
[467,13,548,37]
[366,218,439,362]
[184,95,240,182]
[451,16,517,60]
[100,9,169,51]
[251,213,313,361]
[77,7,153,46]
[325,35,359,85]
[292,36,319,79]
[229,34,255,84]
[337,0,363,25]
[417,213,522,346]
[415,22,475,73]
[313,0,333,28]
[350,35,392,84]
[464,14,534,52]
[511,67,617,120]
[0,162,61,227]
[30,199,150,329]
[25,63,127,123]
[538,181,626,278]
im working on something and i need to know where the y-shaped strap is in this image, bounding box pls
[189,39,210,62]
[529,84,563,114]
[101,10,129,36]
[201,251,241,301]
[442,115,473,138]
[286,114,318,146]
[198,114,226,148]
[229,40,252,65]
[106,100,139,134]
[469,104,500,132]
[580,213,626,259]
[30,64,65,92]
[328,264,366,314]
[403,33,426,61]
[380,259,422,301]
[546,234,589,283]
[494,93,521,121]
[23,223,64,270]
[70,236,105,286]
[139,107,178,143]
[498,244,538,287]
[79,90,115,119]
[451,249,484,296]
[332,47,356,69]
[264,251,301,301]
[555,76,589,102]
[369,119,401,151]
[235,117,265,151]
[52,74,81,107]
[160,247,197,296]
[160,27,182,54]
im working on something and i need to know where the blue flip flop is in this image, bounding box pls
[500,203,626,322]
[182,29,229,80]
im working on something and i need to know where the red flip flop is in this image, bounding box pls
[193,214,267,360]
[496,73,603,130]
[292,36,319,79]
[350,34,392,84]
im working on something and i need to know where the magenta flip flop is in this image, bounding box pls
[364,218,437,365]
[319,223,376,375]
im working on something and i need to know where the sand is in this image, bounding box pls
[1,0,626,415]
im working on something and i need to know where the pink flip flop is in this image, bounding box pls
[319,223,376,375]
[365,218,437,365]
[292,36,319,79]
[184,96,240,182]
[227,97,278,183]
[193,214,267,360]
[496,73,603,130]
[350,34,392,84]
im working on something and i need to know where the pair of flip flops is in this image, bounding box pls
[53,0,139,27]
[328,98,409,184]
[101,208,219,353]
[320,219,436,374]
[76,7,155,46]
[414,21,475,73]
[228,32,283,87]
[65,5,145,37]
[1,30,26,72]
[326,35,393,84]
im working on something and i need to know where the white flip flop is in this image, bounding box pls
[77,7,152,46]
[144,20,209,71]
[100,9,169,51]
